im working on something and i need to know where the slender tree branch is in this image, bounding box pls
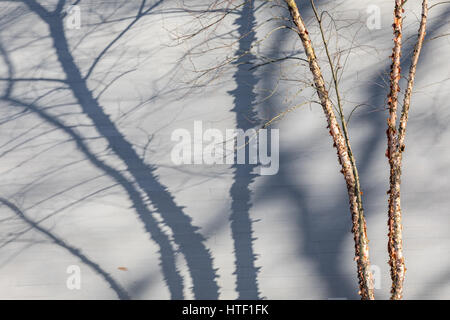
[428,1,450,10]
[310,2,366,245]
[284,0,374,300]
[399,1,428,149]
[385,0,405,300]
[386,0,428,300]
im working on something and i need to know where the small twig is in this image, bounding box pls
[429,1,450,10]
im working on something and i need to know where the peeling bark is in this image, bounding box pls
[386,0,405,301]
[284,0,374,300]
[386,0,428,300]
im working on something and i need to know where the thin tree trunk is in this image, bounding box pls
[386,0,405,300]
[386,0,428,300]
[284,0,374,300]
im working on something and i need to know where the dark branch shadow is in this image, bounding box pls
[227,0,261,300]
[2,95,185,299]
[0,197,130,299]
[18,0,219,299]
[0,1,186,299]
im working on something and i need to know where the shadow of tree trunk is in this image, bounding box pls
[227,0,261,300]
[2,95,185,299]
[19,1,219,299]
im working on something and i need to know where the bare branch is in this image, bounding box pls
[386,0,428,300]
[284,0,375,300]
